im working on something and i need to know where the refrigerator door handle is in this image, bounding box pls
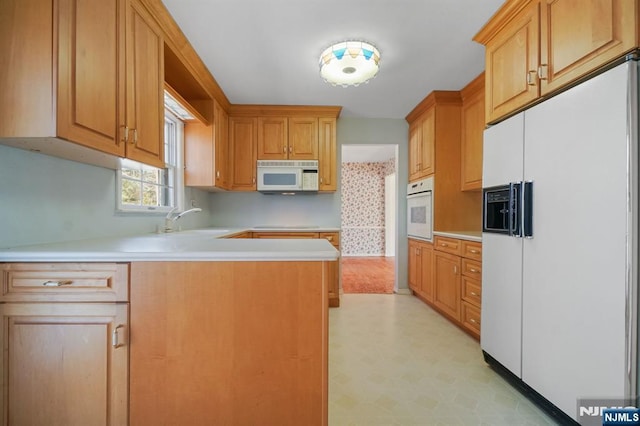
[509,182,523,237]
[522,181,533,238]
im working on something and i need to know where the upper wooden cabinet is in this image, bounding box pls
[257,116,319,160]
[230,105,341,191]
[229,116,258,191]
[408,107,435,182]
[475,0,640,124]
[185,98,230,190]
[406,92,482,231]
[257,117,289,159]
[0,0,165,168]
[460,73,485,191]
[318,117,337,191]
[124,0,165,168]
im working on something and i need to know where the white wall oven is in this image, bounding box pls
[406,176,433,241]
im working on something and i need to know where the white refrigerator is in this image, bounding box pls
[481,59,638,423]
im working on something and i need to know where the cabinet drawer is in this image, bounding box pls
[0,263,129,302]
[319,232,340,249]
[462,276,481,307]
[461,240,482,261]
[252,232,319,239]
[461,258,482,280]
[461,301,481,336]
[433,236,462,255]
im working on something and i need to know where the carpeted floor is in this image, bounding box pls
[341,256,395,294]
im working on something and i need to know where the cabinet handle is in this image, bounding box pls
[454,265,458,274]
[527,70,537,86]
[120,125,129,144]
[538,64,548,80]
[216,170,220,178]
[469,249,479,254]
[289,146,292,153]
[283,146,287,153]
[112,324,124,348]
[252,177,256,184]
[469,268,479,273]
[320,177,323,184]
[42,280,72,287]
[440,243,448,247]
[470,318,479,325]
[470,292,478,297]
[132,129,138,145]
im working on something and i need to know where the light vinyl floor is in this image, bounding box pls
[328,294,557,425]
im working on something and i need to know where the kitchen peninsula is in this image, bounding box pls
[0,230,339,425]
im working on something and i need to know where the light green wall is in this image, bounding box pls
[0,144,211,248]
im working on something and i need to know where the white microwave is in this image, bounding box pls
[257,160,319,193]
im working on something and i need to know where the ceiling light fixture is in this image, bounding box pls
[319,40,380,87]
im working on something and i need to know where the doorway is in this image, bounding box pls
[340,144,398,294]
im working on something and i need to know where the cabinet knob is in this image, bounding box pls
[120,125,129,144]
[538,64,548,80]
[42,280,73,287]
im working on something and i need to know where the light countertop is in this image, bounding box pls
[0,227,341,262]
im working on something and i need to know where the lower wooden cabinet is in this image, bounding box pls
[0,303,129,426]
[129,261,329,425]
[433,251,461,321]
[408,239,434,302]
[410,236,482,340]
[252,231,341,307]
[0,262,129,426]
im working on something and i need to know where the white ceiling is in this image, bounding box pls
[161,0,503,119]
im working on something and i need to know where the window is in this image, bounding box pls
[116,110,184,213]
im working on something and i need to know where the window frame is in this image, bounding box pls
[115,109,185,214]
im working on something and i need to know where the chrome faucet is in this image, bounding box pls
[164,207,202,232]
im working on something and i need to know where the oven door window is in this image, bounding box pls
[407,192,432,240]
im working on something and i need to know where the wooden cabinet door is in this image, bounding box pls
[214,100,230,189]
[433,251,461,321]
[124,0,164,168]
[318,117,337,191]
[0,303,128,426]
[257,116,288,160]
[539,0,638,95]
[408,240,421,292]
[419,107,435,177]
[460,73,484,191]
[56,0,125,156]
[408,121,422,182]
[484,1,540,124]
[419,242,434,302]
[288,117,318,159]
[229,117,258,190]
[185,99,229,190]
